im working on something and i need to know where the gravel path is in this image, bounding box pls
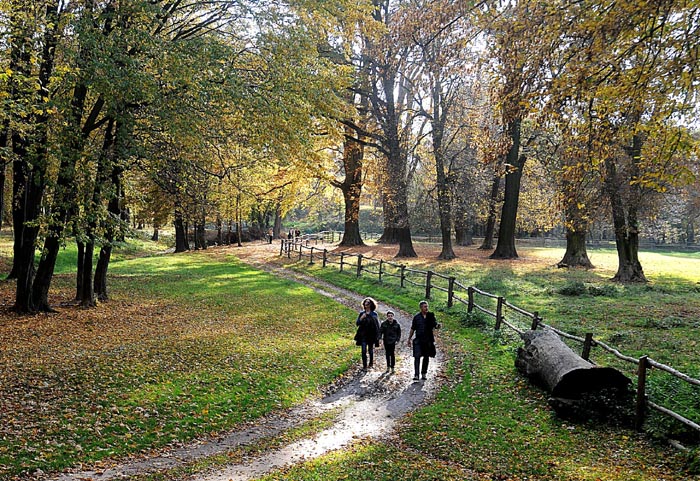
[48,243,445,481]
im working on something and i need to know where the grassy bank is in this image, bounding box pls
[265,243,699,480]
[0,242,357,479]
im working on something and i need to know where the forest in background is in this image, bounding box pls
[1,0,699,313]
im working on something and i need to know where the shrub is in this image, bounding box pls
[558,281,587,296]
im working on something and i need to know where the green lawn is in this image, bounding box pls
[0,240,357,479]
[1,236,698,480]
[269,242,699,480]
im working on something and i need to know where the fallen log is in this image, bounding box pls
[516,329,633,421]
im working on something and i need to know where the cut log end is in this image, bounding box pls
[517,328,633,422]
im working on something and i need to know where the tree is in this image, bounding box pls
[411,1,475,260]
[553,0,700,281]
[480,0,560,260]
[361,0,420,257]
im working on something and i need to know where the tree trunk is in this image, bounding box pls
[604,142,647,282]
[337,127,366,247]
[94,174,121,302]
[79,238,96,307]
[516,329,632,419]
[152,225,159,241]
[236,193,243,247]
[687,220,695,244]
[455,228,473,246]
[94,244,111,301]
[8,3,60,308]
[383,144,416,257]
[273,203,282,240]
[479,173,500,250]
[434,145,455,260]
[558,228,593,268]
[174,208,188,252]
[491,118,525,259]
[76,240,85,300]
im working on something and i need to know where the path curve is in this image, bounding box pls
[48,243,445,481]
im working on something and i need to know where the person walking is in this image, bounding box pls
[406,300,440,381]
[379,310,401,373]
[354,297,380,370]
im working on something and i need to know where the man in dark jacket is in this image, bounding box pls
[379,310,401,373]
[406,300,440,380]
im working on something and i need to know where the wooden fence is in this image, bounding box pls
[280,237,700,436]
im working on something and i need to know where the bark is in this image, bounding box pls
[236,193,242,247]
[94,119,127,302]
[428,74,455,260]
[558,228,593,269]
[174,208,188,252]
[516,329,632,418]
[31,79,88,311]
[0,125,8,230]
[76,241,85,300]
[491,118,525,260]
[558,178,593,268]
[336,127,366,247]
[216,217,223,245]
[604,135,647,283]
[79,238,96,307]
[273,203,282,240]
[11,2,61,311]
[479,173,500,250]
[455,228,474,246]
[688,220,695,244]
[381,139,416,257]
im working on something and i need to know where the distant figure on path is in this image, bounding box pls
[379,310,401,373]
[354,297,380,370]
[406,300,440,381]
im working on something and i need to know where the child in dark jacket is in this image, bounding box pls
[379,310,401,373]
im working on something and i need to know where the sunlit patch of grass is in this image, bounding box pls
[279,247,696,480]
[258,443,484,481]
[0,245,358,478]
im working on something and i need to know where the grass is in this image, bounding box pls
[267,241,700,480]
[1,235,699,480]
[0,238,357,479]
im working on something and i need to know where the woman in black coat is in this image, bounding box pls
[354,297,380,370]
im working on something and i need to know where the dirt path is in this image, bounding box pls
[49,242,445,481]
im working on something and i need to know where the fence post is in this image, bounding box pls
[280,240,284,256]
[356,254,363,277]
[467,287,474,312]
[531,311,541,330]
[340,252,345,272]
[298,245,303,261]
[495,296,504,330]
[378,259,384,282]
[322,249,328,268]
[309,246,314,265]
[447,277,455,307]
[582,333,594,361]
[287,241,291,258]
[425,271,433,299]
[400,265,406,287]
[635,355,649,431]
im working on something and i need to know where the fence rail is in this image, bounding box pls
[280,237,700,437]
